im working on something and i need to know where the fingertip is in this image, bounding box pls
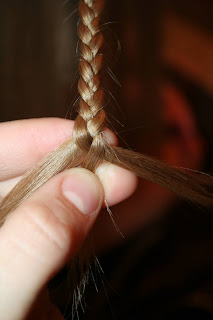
[102,128,118,146]
[96,163,138,207]
[61,168,104,216]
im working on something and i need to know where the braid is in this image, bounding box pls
[0,0,213,226]
[73,0,106,170]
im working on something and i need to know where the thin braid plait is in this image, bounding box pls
[0,0,213,226]
[73,0,106,170]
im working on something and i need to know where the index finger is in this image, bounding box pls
[0,118,117,181]
[0,118,73,180]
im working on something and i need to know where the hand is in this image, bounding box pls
[0,118,137,320]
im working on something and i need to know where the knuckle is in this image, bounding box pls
[4,188,87,269]
[20,199,84,255]
[26,203,68,250]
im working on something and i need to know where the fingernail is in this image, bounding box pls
[62,169,102,215]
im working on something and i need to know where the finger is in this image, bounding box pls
[0,118,118,180]
[96,162,138,206]
[0,118,73,180]
[0,168,103,320]
[0,176,21,200]
[0,163,137,207]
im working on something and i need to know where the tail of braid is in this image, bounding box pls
[73,0,106,171]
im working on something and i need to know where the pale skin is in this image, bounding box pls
[0,118,137,320]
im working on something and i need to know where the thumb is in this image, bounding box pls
[0,168,103,320]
